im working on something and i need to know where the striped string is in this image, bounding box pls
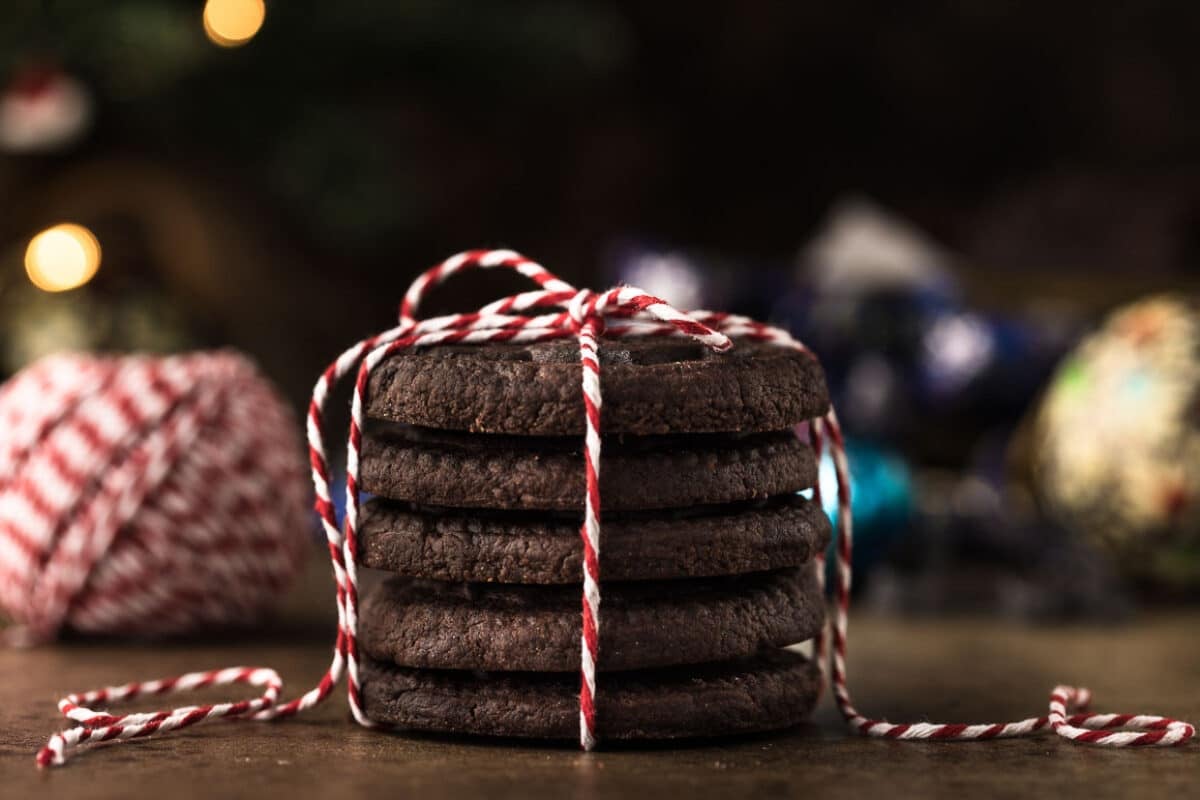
[35,249,1193,767]
[576,315,603,750]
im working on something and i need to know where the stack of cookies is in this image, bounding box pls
[356,338,832,741]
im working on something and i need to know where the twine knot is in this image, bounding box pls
[566,288,603,335]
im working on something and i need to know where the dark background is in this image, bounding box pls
[2,1,1198,400]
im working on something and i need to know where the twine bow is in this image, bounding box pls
[35,249,1192,767]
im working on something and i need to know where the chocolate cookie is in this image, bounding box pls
[358,495,832,583]
[365,338,829,436]
[359,567,823,672]
[361,648,821,740]
[360,424,817,512]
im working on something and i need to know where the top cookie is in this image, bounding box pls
[366,337,829,436]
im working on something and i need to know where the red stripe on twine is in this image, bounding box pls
[579,672,596,719]
[582,541,600,584]
[581,595,599,650]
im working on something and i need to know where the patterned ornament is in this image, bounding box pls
[1034,295,1200,587]
[783,199,1076,452]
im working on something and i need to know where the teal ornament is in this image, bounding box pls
[806,438,913,587]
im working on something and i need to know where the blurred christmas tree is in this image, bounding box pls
[0,0,630,245]
[0,0,632,393]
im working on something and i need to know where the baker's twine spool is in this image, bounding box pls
[33,251,1195,767]
[0,351,310,645]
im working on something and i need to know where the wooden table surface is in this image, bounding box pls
[3,558,1198,798]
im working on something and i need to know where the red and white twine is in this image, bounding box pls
[34,249,1194,767]
[1,353,309,645]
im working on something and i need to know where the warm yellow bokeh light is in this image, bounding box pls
[203,0,266,48]
[24,223,102,293]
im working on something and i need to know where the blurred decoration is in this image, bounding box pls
[23,222,100,292]
[774,198,1131,618]
[867,465,1132,621]
[1,289,99,369]
[779,198,962,441]
[0,284,195,374]
[803,198,955,297]
[603,240,794,322]
[616,249,705,310]
[0,0,632,259]
[777,198,1079,462]
[0,351,311,644]
[0,154,352,398]
[1033,295,1200,590]
[920,312,995,398]
[203,0,266,48]
[812,436,913,588]
[0,63,92,153]
[605,242,714,310]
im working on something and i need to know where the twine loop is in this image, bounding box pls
[566,288,603,334]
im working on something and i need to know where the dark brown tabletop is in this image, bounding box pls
[3,558,1197,798]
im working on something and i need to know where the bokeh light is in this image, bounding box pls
[203,0,266,48]
[24,223,102,293]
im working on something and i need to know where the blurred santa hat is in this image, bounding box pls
[0,63,93,153]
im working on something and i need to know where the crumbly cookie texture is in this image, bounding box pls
[358,495,831,583]
[359,425,818,512]
[358,567,823,673]
[361,648,822,739]
[366,338,830,436]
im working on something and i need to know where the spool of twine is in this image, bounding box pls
[0,351,310,645]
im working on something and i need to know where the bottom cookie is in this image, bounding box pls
[360,649,821,740]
